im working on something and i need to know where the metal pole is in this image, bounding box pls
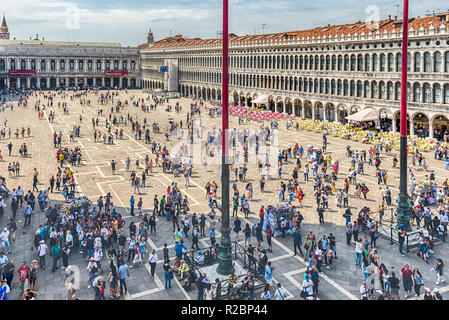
[396,0,412,232]
[217,0,234,276]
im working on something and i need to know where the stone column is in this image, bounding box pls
[56,77,60,87]
[66,77,69,86]
[36,78,40,89]
[410,119,415,136]
[46,78,50,89]
[74,77,78,87]
[84,77,87,87]
[102,77,105,87]
[429,119,434,139]
[26,78,31,89]
[16,78,20,89]
[119,77,123,88]
[392,116,397,133]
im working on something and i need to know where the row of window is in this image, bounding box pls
[180,71,449,104]
[0,59,136,71]
[178,51,449,73]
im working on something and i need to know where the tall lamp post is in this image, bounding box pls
[396,0,412,232]
[216,0,234,275]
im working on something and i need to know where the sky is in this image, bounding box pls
[1,0,448,46]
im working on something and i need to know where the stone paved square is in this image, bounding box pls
[0,89,448,301]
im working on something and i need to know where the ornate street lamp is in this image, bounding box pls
[216,0,234,275]
[396,0,412,232]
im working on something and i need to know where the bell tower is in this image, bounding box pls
[147,28,154,43]
[0,14,10,40]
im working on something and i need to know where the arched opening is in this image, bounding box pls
[350,106,361,115]
[40,78,47,89]
[276,97,284,113]
[95,78,102,87]
[304,100,312,119]
[233,92,239,106]
[50,78,57,89]
[285,98,293,114]
[294,99,302,117]
[379,109,393,131]
[337,104,348,124]
[412,113,430,138]
[130,78,136,88]
[325,103,335,122]
[113,77,120,87]
[30,78,37,89]
[246,93,252,108]
[105,77,111,87]
[122,78,128,89]
[394,112,410,134]
[432,115,449,141]
[314,102,324,120]
[77,78,85,87]
[268,96,275,112]
[239,93,246,107]
[9,78,17,89]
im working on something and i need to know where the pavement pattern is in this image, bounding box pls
[0,89,448,300]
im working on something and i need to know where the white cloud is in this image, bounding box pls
[1,0,447,45]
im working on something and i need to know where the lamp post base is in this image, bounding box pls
[396,193,412,232]
[216,227,234,276]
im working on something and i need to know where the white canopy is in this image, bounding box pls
[346,108,378,122]
[252,95,268,104]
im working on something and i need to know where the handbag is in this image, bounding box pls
[300,289,307,298]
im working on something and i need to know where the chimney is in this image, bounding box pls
[394,16,397,20]
[388,15,391,20]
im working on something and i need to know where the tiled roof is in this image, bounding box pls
[143,15,449,49]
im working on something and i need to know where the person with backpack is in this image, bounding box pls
[389,271,401,300]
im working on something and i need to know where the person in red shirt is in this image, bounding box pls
[400,264,415,298]
[259,205,265,226]
[17,261,31,295]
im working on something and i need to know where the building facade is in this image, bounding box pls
[0,17,140,90]
[140,14,449,139]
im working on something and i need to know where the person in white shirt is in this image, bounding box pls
[302,276,314,298]
[93,247,103,273]
[148,249,158,278]
[360,282,369,300]
[195,251,205,266]
[0,228,9,254]
[37,240,48,269]
[65,231,73,249]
